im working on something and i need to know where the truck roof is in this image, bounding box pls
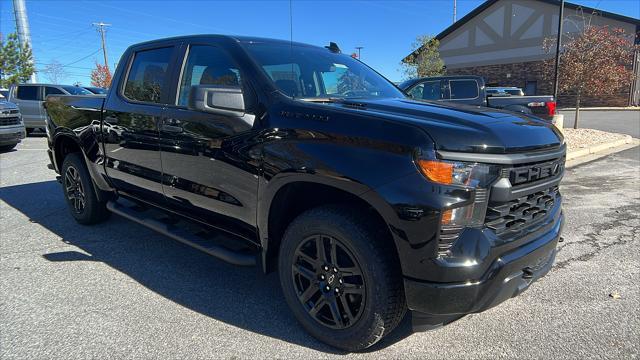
[130,34,322,50]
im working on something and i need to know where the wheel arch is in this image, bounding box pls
[258,174,400,274]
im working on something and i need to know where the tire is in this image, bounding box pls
[0,143,17,152]
[278,205,405,351]
[61,152,110,224]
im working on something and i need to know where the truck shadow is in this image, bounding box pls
[0,180,412,353]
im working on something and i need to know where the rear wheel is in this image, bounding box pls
[61,153,110,224]
[278,205,405,351]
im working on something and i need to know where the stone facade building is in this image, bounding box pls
[404,0,640,107]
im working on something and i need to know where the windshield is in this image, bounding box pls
[86,87,107,94]
[62,86,92,95]
[243,42,404,100]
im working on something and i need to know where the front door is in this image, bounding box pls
[102,44,179,204]
[159,43,259,240]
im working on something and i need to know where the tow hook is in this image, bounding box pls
[522,267,534,279]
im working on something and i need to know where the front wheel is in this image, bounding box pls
[61,153,110,224]
[278,205,405,351]
[0,143,17,152]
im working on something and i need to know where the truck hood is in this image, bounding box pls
[0,100,19,110]
[329,97,563,153]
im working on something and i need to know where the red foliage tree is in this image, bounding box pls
[544,23,637,128]
[90,62,112,88]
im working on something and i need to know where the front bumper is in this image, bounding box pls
[405,204,563,323]
[0,125,26,145]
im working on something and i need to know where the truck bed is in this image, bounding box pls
[45,95,104,129]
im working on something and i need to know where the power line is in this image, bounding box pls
[64,48,102,66]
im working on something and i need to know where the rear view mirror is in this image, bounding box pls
[188,85,245,117]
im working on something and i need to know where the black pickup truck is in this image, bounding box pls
[399,75,557,121]
[44,35,565,351]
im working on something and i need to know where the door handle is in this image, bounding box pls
[161,118,183,133]
[104,116,119,124]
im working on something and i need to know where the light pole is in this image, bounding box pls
[553,0,565,100]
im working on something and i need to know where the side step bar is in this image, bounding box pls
[106,201,256,267]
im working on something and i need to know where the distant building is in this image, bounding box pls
[404,0,640,107]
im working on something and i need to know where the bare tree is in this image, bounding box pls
[43,60,67,84]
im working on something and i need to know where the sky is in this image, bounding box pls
[0,0,638,85]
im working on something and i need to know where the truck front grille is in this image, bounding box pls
[0,117,21,126]
[485,185,559,236]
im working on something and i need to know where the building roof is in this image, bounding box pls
[403,0,640,62]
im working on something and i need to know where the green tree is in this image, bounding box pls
[0,33,35,88]
[401,35,445,79]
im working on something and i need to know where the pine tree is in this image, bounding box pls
[0,33,35,87]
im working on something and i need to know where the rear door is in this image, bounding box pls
[12,85,43,128]
[446,78,482,105]
[102,42,181,204]
[158,42,259,240]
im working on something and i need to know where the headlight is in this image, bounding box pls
[416,159,499,188]
[415,157,499,254]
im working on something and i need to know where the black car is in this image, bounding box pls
[82,86,108,95]
[44,35,565,351]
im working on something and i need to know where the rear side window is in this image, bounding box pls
[124,47,173,103]
[177,45,241,106]
[45,87,65,96]
[16,86,40,100]
[449,80,479,99]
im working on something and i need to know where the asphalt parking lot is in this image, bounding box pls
[1,137,639,359]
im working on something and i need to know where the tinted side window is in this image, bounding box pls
[124,47,173,103]
[178,45,241,106]
[421,81,441,100]
[16,86,40,100]
[45,87,65,96]
[449,80,479,99]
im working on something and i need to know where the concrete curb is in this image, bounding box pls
[559,107,640,112]
[566,136,637,168]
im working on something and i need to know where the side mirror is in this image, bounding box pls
[188,85,245,117]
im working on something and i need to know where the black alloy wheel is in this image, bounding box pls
[64,165,86,214]
[292,234,366,329]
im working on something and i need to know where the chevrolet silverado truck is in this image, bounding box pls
[399,75,557,121]
[44,35,565,351]
[0,99,25,152]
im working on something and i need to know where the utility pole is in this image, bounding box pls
[453,0,457,23]
[12,0,37,83]
[553,0,565,100]
[355,46,364,60]
[93,22,111,70]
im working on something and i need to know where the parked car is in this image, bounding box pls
[0,88,9,99]
[0,98,26,151]
[7,84,92,133]
[486,86,525,96]
[82,86,108,95]
[44,35,565,351]
[399,75,556,120]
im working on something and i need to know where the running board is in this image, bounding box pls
[106,201,256,267]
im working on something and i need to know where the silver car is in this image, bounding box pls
[7,84,92,133]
